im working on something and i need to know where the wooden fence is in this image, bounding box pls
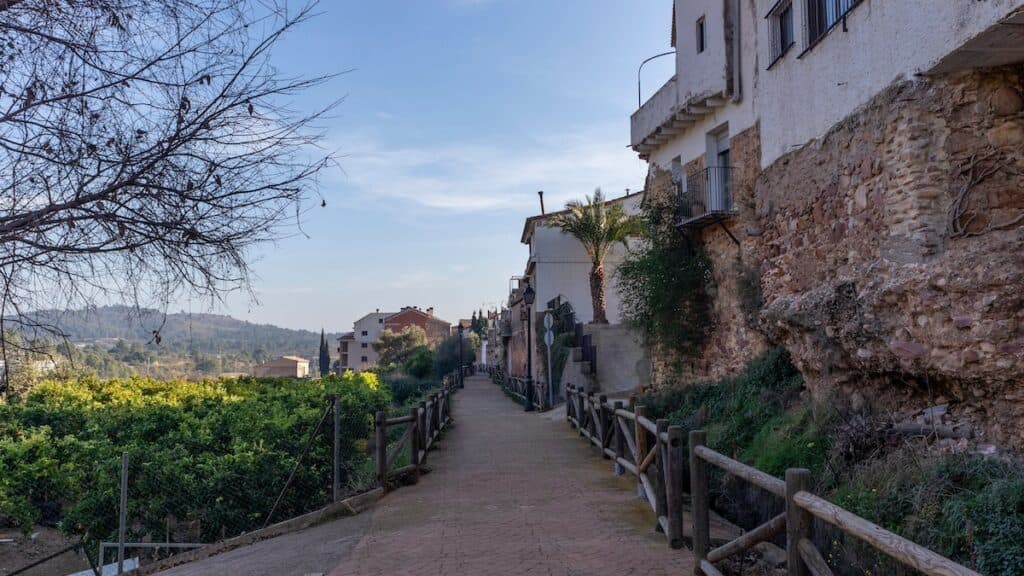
[374,377,457,492]
[563,384,980,576]
[486,365,549,411]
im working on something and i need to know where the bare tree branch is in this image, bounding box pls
[0,0,340,394]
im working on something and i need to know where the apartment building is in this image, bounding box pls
[633,0,1024,447]
[336,307,453,372]
[336,310,392,372]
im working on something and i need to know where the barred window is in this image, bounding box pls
[806,0,860,46]
[768,0,795,67]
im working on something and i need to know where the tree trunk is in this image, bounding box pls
[590,264,608,324]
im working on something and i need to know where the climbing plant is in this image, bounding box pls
[617,191,715,371]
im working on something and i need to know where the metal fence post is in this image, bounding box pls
[331,395,340,502]
[118,452,128,575]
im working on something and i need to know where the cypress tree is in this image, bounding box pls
[318,329,331,376]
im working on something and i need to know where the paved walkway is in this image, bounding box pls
[160,375,725,576]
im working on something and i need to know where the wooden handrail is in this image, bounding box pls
[374,378,458,493]
[695,445,786,497]
[556,384,980,575]
[793,491,981,576]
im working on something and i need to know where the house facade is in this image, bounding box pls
[253,356,310,378]
[635,0,1024,447]
[337,307,453,372]
[384,306,452,347]
[336,310,392,372]
[521,191,643,326]
[505,191,645,383]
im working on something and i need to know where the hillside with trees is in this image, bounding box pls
[13,306,340,380]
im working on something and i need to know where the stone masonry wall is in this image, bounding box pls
[645,125,769,388]
[753,66,1024,448]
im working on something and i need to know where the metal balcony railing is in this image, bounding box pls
[679,166,737,227]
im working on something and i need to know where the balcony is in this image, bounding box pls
[631,76,732,159]
[678,167,736,228]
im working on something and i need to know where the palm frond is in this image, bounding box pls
[546,188,641,265]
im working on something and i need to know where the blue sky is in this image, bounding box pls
[220,0,675,331]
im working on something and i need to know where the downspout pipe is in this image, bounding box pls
[732,0,743,103]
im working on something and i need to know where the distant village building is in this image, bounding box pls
[385,307,451,347]
[253,356,310,378]
[337,307,452,372]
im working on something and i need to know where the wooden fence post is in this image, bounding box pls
[689,429,709,568]
[375,411,387,493]
[409,406,421,484]
[599,395,610,459]
[654,419,669,533]
[786,468,813,576]
[430,393,440,442]
[331,395,340,502]
[566,385,573,424]
[634,405,648,502]
[418,400,428,448]
[666,425,685,549]
[613,401,625,475]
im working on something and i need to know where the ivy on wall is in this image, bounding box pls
[617,191,715,373]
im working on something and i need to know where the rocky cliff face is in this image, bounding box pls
[755,67,1024,448]
[644,66,1024,449]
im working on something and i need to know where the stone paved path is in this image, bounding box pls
[159,375,730,576]
[326,375,697,576]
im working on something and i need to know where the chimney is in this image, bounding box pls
[537,190,545,215]
[427,307,434,316]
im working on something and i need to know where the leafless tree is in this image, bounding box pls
[0,0,338,393]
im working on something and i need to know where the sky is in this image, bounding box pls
[219,0,675,331]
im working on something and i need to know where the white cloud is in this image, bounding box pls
[330,124,646,214]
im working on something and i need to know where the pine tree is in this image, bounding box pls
[318,329,331,376]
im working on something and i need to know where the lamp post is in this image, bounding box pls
[522,284,536,412]
[457,323,465,389]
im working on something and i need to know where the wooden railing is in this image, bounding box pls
[374,378,456,492]
[564,385,981,576]
[486,365,549,411]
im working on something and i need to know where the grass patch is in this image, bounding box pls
[832,450,1024,575]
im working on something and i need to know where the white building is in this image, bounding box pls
[520,191,644,325]
[337,310,393,372]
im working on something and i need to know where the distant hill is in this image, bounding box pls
[28,305,339,361]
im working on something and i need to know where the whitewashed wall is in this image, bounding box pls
[757,0,1024,166]
[650,0,760,169]
[528,194,644,325]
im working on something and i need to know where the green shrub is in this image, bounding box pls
[832,450,1024,574]
[0,371,389,546]
[402,346,434,380]
[617,192,716,369]
[742,407,830,478]
[640,347,804,456]
[386,375,421,407]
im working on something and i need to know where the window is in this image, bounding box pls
[361,342,368,349]
[378,318,384,324]
[361,330,368,336]
[361,356,368,363]
[806,0,860,47]
[768,0,794,67]
[696,17,706,53]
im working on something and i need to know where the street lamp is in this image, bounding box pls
[457,323,465,389]
[522,284,536,412]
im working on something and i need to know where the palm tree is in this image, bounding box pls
[547,189,641,324]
